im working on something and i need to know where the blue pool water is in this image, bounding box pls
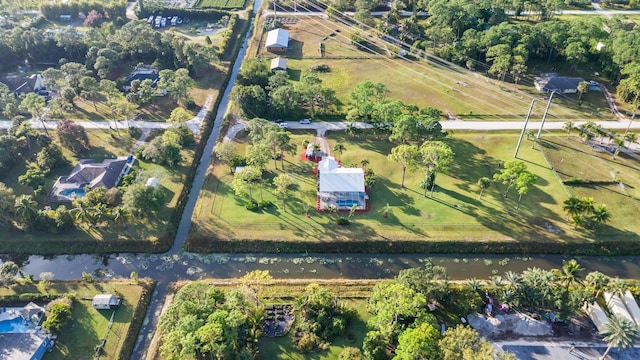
[59,188,86,198]
[0,317,28,333]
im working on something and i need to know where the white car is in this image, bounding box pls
[279,122,289,129]
[299,118,312,124]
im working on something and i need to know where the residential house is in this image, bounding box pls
[122,66,160,91]
[0,333,52,360]
[534,73,585,94]
[270,57,288,72]
[317,157,367,210]
[265,28,289,52]
[49,155,135,202]
[0,74,45,96]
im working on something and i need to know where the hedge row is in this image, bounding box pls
[185,237,640,256]
[40,0,126,20]
[0,293,63,305]
[117,280,156,360]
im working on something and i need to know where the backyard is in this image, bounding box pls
[0,280,152,360]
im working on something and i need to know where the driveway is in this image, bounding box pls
[493,340,640,360]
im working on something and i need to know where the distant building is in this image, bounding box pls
[270,57,288,71]
[534,73,585,94]
[92,294,121,310]
[122,66,160,91]
[265,28,289,52]
[0,74,45,96]
[59,15,72,21]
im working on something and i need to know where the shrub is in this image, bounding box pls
[309,64,331,72]
[257,200,273,209]
[42,300,72,334]
[336,217,350,225]
[297,333,320,352]
[245,201,259,211]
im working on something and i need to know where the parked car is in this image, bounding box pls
[274,119,284,123]
[299,118,312,124]
[279,122,289,129]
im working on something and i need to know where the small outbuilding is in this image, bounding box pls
[270,57,288,72]
[265,28,289,52]
[145,177,160,188]
[92,294,121,310]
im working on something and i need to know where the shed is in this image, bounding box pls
[20,302,44,321]
[92,294,120,310]
[265,28,289,52]
[270,57,288,72]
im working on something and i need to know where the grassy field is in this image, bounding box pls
[254,16,612,122]
[0,129,194,254]
[0,280,151,360]
[190,130,635,252]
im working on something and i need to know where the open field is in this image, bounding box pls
[0,129,194,254]
[187,129,640,254]
[0,280,152,360]
[196,0,247,9]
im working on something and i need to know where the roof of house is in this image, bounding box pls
[265,28,289,48]
[0,74,43,93]
[318,156,339,172]
[319,167,365,193]
[123,67,159,88]
[270,57,288,70]
[63,157,130,189]
[20,302,43,320]
[534,73,585,92]
[92,294,120,306]
[0,333,49,360]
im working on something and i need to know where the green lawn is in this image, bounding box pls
[0,280,150,360]
[0,129,194,254]
[189,131,609,252]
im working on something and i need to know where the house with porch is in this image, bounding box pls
[534,73,585,94]
[316,157,368,210]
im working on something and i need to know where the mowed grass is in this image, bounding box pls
[0,129,194,254]
[0,280,147,360]
[538,133,640,239]
[254,16,610,122]
[196,0,246,9]
[190,131,611,247]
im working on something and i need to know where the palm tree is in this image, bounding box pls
[72,198,94,226]
[563,196,583,220]
[466,278,483,292]
[600,315,638,360]
[333,143,346,161]
[312,143,321,158]
[624,132,637,146]
[477,177,491,200]
[360,159,370,172]
[586,271,610,298]
[592,205,611,227]
[14,195,38,225]
[345,122,357,136]
[563,120,575,135]
[613,138,625,159]
[110,206,131,227]
[504,271,522,290]
[556,259,584,289]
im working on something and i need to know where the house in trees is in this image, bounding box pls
[534,73,585,94]
[265,28,289,52]
[0,74,45,97]
[316,157,368,210]
[270,57,288,72]
[122,66,160,91]
[49,156,135,202]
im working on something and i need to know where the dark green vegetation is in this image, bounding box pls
[0,279,153,360]
[158,261,640,359]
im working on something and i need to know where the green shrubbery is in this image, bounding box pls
[42,297,73,334]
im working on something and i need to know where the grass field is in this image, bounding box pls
[0,280,150,360]
[255,17,612,122]
[190,130,628,251]
[196,0,247,9]
[0,129,194,254]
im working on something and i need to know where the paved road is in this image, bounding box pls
[493,339,640,360]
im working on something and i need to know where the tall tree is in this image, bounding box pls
[14,194,38,226]
[393,322,441,360]
[493,159,527,198]
[158,68,195,107]
[0,182,16,226]
[273,173,294,211]
[477,177,491,200]
[333,143,346,161]
[231,166,262,202]
[19,93,48,136]
[514,171,537,209]
[57,120,90,153]
[419,141,454,197]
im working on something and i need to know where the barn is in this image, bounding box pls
[92,294,121,310]
[265,28,289,52]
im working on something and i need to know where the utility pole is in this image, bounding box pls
[514,99,536,158]
[536,91,556,139]
[274,0,277,22]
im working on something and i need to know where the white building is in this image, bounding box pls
[265,28,289,52]
[317,157,367,210]
[92,294,121,310]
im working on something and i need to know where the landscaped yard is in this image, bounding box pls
[0,280,152,360]
[0,129,194,254]
[188,129,640,253]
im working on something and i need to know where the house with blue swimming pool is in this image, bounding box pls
[49,155,135,202]
[0,303,53,360]
[316,156,368,211]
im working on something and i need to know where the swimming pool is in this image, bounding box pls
[59,188,86,198]
[0,317,28,333]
